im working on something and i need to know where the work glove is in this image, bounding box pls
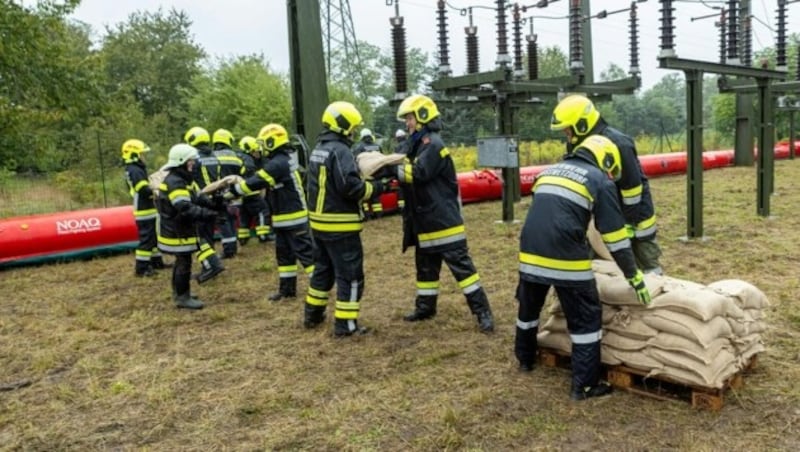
[625,224,636,239]
[627,270,651,306]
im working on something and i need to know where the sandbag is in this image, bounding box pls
[592,259,623,277]
[727,318,767,337]
[649,349,739,389]
[601,344,623,366]
[651,286,745,321]
[708,279,770,309]
[596,271,666,306]
[605,309,659,340]
[537,330,571,355]
[148,168,169,191]
[647,332,731,366]
[356,151,406,178]
[603,330,647,351]
[606,348,662,371]
[641,310,733,347]
[200,174,243,194]
[587,218,613,261]
[542,314,568,333]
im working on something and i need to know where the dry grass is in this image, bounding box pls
[2,161,800,450]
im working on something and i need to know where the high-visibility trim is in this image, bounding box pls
[134,209,158,220]
[361,181,374,202]
[416,280,439,296]
[217,155,241,165]
[158,235,198,253]
[255,224,271,236]
[291,170,308,211]
[418,225,466,249]
[306,295,327,306]
[309,221,363,233]
[168,189,191,204]
[621,185,643,205]
[304,265,315,275]
[257,169,276,187]
[458,273,481,294]
[570,330,602,344]
[371,203,383,212]
[201,165,213,187]
[440,148,450,158]
[635,215,657,238]
[535,176,594,203]
[135,249,152,261]
[315,167,327,214]
[397,163,413,183]
[197,243,215,262]
[308,287,329,299]
[605,237,632,252]
[279,264,298,278]
[516,318,539,330]
[334,300,360,320]
[221,237,237,244]
[272,210,308,228]
[602,227,630,244]
[519,252,593,281]
[534,185,592,211]
[237,228,250,239]
[134,180,149,192]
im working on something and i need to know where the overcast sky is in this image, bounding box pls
[68,0,798,91]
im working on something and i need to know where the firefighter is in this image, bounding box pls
[156,144,227,309]
[122,139,168,276]
[211,128,244,258]
[392,94,494,333]
[304,101,391,337]
[229,124,315,302]
[183,126,225,283]
[352,128,384,218]
[515,135,651,400]
[393,128,408,211]
[236,135,272,244]
[551,94,663,275]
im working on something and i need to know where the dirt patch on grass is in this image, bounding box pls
[1,162,799,449]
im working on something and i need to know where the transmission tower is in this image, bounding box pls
[320,0,368,96]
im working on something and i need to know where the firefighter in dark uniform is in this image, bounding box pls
[122,139,168,276]
[352,128,384,219]
[392,94,494,333]
[515,135,652,400]
[212,128,244,258]
[304,101,390,337]
[236,135,272,244]
[156,144,226,309]
[229,124,315,302]
[183,126,225,283]
[393,128,408,211]
[551,94,663,275]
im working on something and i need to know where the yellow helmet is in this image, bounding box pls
[183,126,210,146]
[121,139,150,163]
[322,101,363,136]
[577,135,622,181]
[257,123,290,152]
[550,95,601,144]
[238,136,260,153]
[212,128,235,147]
[396,94,440,126]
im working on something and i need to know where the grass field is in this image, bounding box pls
[1,161,799,450]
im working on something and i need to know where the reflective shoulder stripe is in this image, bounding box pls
[535,176,593,203]
[534,185,592,210]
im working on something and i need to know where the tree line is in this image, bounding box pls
[3,1,799,177]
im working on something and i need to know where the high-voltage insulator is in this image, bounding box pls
[776,0,787,70]
[740,15,752,67]
[658,0,676,57]
[726,0,739,65]
[512,4,524,78]
[495,0,510,66]
[718,10,727,64]
[568,0,583,74]
[436,0,451,75]
[527,32,538,80]
[466,26,480,74]
[629,1,640,77]
[390,15,408,97]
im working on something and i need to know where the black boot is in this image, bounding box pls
[268,277,297,302]
[135,261,155,277]
[334,319,369,337]
[570,381,613,401]
[304,305,326,329]
[196,254,225,284]
[403,296,437,322]
[151,256,172,270]
[174,293,204,310]
[466,292,495,333]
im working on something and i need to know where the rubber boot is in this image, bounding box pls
[135,261,155,277]
[403,296,437,322]
[466,292,495,333]
[269,277,297,302]
[174,293,204,310]
[303,305,326,329]
[334,319,369,337]
[570,381,613,401]
[196,254,225,284]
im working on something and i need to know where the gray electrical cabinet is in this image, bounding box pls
[477,136,519,168]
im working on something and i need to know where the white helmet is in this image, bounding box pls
[395,128,407,138]
[360,128,373,140]
[164,143,198,168]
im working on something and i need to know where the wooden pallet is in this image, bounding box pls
[538,348,758,411]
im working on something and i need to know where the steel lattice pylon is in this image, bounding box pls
[320,0,367,96]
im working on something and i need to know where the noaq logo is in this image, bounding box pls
[56,217,102,235]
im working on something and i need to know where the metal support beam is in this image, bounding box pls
[790,110,796,160]
[734,90,754,166]
[685,70,704,239]
[496,91,519,223]
[660,57,785,80]
[756,78,774,216]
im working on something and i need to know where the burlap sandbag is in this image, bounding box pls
[537,330,572,355]
[148,168,169,191]
[649,348,739,388]
[356,151,406,178]
[647,332,731,365]
[595,271,666,306]
[707,279,770,309]
[640,310,733,347]
[603,330,647,351]
[542,314,568,333]
[604,309,659,340]
[592,259,623,277]
[606,348,663,372]
[732,334,765,361]
[727,318,767,337]
[587,218,613,261]
[200,174,243,194]
[651,286,745,321]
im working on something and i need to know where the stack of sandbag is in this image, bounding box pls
[538,260,768,389]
